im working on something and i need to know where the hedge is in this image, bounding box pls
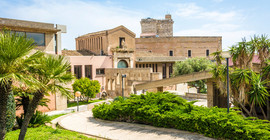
[92,92,270,140]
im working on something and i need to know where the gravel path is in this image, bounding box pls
[59,111,214,140]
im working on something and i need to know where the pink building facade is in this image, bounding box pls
[65,55,113,96]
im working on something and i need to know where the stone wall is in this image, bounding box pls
[135,36,222,58]
[140,14,174,37]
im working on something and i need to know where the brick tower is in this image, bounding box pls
[140,14,174,38]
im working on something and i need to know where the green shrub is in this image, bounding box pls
[16,111,51,128]
[72,78,101,101]
[6,93,16,131]
[93,92,270,139]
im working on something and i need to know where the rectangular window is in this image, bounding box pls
[162,63,166,79]
[156,64,158,72]
[188,50,192,57]
[169,50,173,56]
[136,64,138,68]
[139,64,141,68]
[54,34,57,54]
[143,64,145,68]
[85,65,92,79]
[15,31,25,36]
[206,49,209,56]
[119,37,125,48]
[74,65,82,79]
[26,32,45,46]
[146,64,148,68]
[152,64,155,72]
[96,68,105,75]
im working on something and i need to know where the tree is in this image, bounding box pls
[13,87,50,117]
[18,54,74,140]
[0,30,40,139]
[248,72,269,119]
[211,35,270,119]
[173,58,213,93]
[72,78,101,102]
[5,93,15,132]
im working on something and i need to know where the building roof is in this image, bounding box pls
[0,17,60,33]
[77,25,136,39]
[136,56,186,62]
[61,50,97,56]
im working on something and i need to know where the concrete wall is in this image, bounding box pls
[105,68,162,98]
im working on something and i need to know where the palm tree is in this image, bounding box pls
[18,54,74,140]
[211,50,223,65]
[0,31,39,139]
[252,35,270,69]
[247,72,269,119]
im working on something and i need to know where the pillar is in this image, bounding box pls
[206,79,214,107]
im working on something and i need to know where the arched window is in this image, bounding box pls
[117,60,128,68]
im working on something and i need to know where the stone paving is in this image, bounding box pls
[58,111,214,140]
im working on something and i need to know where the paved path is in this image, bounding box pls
[59,111,214,140]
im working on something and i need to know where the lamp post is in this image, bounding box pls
[222,51,231,113]
[122,74,126,97]
[75,91,81,112]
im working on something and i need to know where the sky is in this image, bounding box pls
[1,0,270,51]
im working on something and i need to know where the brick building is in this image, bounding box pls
[70,14,222,97]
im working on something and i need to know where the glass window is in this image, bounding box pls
[96,68,105,75]
[117,60,128,68]
[15,31,25,37]
[188,50,192,57]
[169,50,173,56]
[206,50,209,56]
[26,32,45,46]
[85,65,92,79]
[74,65,82,79]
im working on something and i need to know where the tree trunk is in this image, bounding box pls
[259,104,267,120]
[267,97,270,120]
[18,91,44,140]
[22,96,30,116]
[0,81,11,140]
[232,96,252,117]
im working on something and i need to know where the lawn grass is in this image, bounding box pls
[48,113,67,121]
[67,99,103,108]
[5,125,95,140]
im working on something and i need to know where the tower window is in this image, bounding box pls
[206,49,209,56]
[169,50,173,56]
[188,50,191,57]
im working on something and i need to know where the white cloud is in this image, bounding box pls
[174,26,256,51]
[1,0,255,51]
[171,2,254,50]
[174,3,239,22]
[213,0,223,2]
[1,0,143,50]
